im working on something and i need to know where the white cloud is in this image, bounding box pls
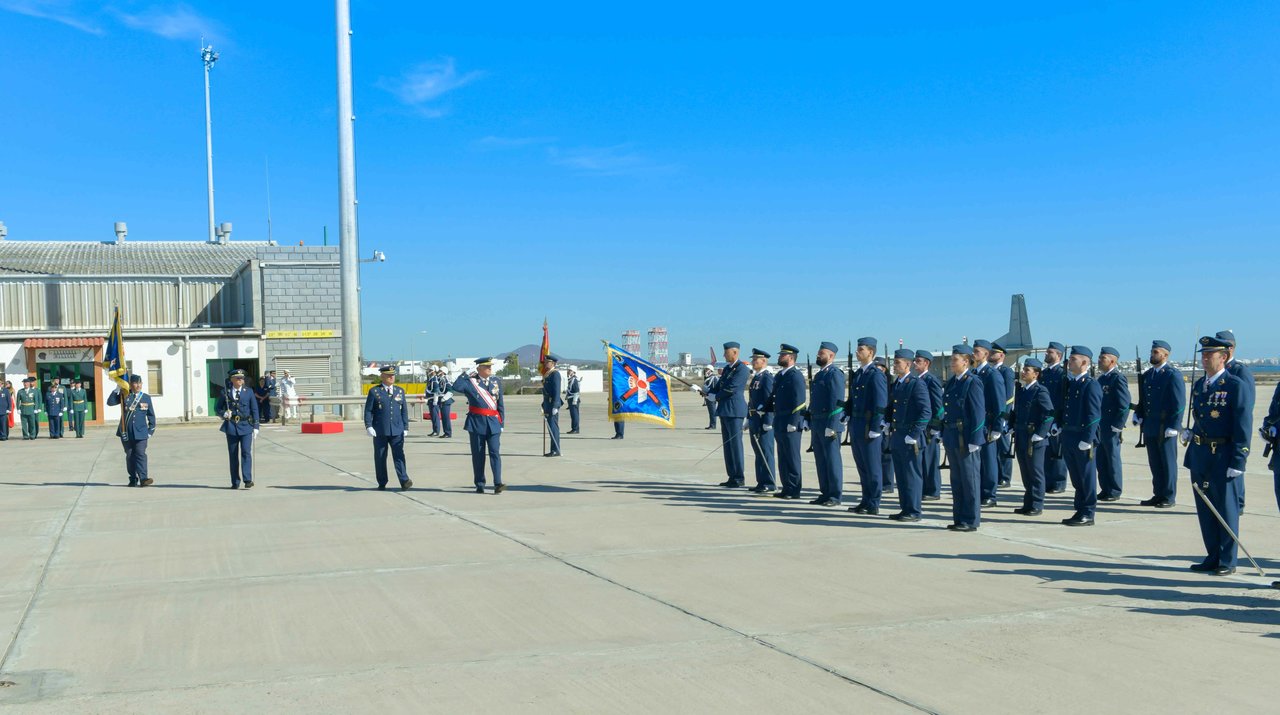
[0,0,104,34]
[548,144,675,177]
[474,135,558,150]
[377,58,483,116]
[113,3,224,42]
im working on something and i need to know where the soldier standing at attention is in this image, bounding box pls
[1095,347,1131,501]
[0,380,11,441]
[45,376,68,439]
[426,366,443,437]
[913,351,945,501]
[768,344,807,500]
[846,337,888,515]
[876,356,896,496]
[1183,335,1253,575]
[68,379,89,438]
[451,358,506,493]
[942,345,985,532]
[692,342,749,488]
[746,348,776,494]
[565,367,582,434]
[1011,358,1055,516]
[108,374,156,486]
[1260,382,1279,511]
[1217,330,1254,510]
[886,348,930,522]
[701,367,719,430]
[18,376,42,440]
[808,341,846,506]
[542,354,563,457]
[989,343,1017,488]
[971,340,1006,508]
[216,369,260,489]
[1056,346,1103,526]
[364,365,412,491]
[1040,342,1069,493]
[1133,340,1184,508]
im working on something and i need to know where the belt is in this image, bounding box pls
[73,400,86,404]
[1193,435,1226,446]
[229,416,257,424]
[468,406,503,424]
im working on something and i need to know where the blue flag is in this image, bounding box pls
[605,342,675,428]
[102,306,130,393]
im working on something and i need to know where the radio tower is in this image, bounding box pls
[647,327,669,369]
[622,330,641,356]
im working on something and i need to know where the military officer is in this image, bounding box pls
[989,343,1017,488]
[45,376,68,439]
[566,367,582,434]
[1040,342,1069,493]
[942,345,986,531]
[215,369,260,489]
[1054,346,1103,526]
[451,357,505,493]
[1095,347,1131,501]
[426,366,443,436]
[808,341,846,506]
[17,376,42,440]
[0,379,11,441]
[913,350,945,501]
[68,379,89,438]
[1261,382,1279,511]
[364,365,413,491]
[768,344,807,500]
[612,420,625,439]
[746,348,777,494]
[887,349,930,521]
[542,354,564,457]
[875,356,895,495]
[107,374,156,486]
[1217,330,1255,509]
[1183,335,1253,575]
[437,367,455,438]
[846,337,888,514]
[1011,358,1055,515]
[263,371,278,423]
[971,339,1006,507]
[702,367,719,429]
[692,342,749,488]
[1133,340,1184,507]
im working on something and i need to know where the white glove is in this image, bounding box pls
[552,408,558,415]
[1226,468,1244,479]
[690,385,703,394]
[403,430,408,436]
[868,431,882,439]
[1165,428,1179,438]
[222,411,232,419]
[366,426,377,438]
[1031,434,1045,442]
[1133,415,1142,426]
[904,435,917,445]
[1269,426,1277,438]
[967,443,981,454]
[742,423,749,433]
[1049,425,1061,438]
[824,428,836,438]
[253,429,259,437]
[786,424,797,433]
[1077,441,1091,451]
[1178,429,1190,444]
[929,429,941,439]
[988,431,1001,443]
[762,424,772,432]
[1111,426,1122,434]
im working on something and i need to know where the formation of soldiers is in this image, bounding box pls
[0,376,91,441]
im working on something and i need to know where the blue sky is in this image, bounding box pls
[2,2,1278,361]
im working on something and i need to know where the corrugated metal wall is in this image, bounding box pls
[0,275,249,331]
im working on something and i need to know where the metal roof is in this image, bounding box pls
[0,241,266,277]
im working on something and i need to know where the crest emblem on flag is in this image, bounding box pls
[605,342,675,428]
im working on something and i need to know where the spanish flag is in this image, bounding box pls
[538,318,551,376]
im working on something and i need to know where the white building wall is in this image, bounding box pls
[188,338,262,417]
[0,342,24,382]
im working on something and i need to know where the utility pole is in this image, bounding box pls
[335,0,362,402]
[199,44,220,248]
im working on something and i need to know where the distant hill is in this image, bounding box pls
[496,344,603,367]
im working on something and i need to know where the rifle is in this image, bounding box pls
[1132,345,1145,448]
[842,341,853,445]
[1260,425,1275,469]
[1182,334,1197,442]
[805,354,815,453]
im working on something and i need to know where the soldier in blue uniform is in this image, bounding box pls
[45,376,68,439]
[565,367,582,434]
[846,337,887,514]
[1183,335,1253,575]
[693,342,749,488]
[1095,347,1131,501]
[612,421,625,439]
[107,374,156,486]
[216,368,260,489]
[913,350,944,501]
[364,365,413,491]
[0,380,11,441]
[1040,342,1069,493]
[542,354,564,457]
[746,348,776,493]
[1217,330,1254,510]
[809,341,846,506]
[1011,358,1055,515]
[1134,340,1184,507]
[989,344,1017,488]
[426,366,443,436]
[263,371,278,424]
[887,349,930,521]
[767,344,807,500]
[437,367,455,438]
[875,356,895,495]
[942,345,986,531]
[451,357,506,493]
[17,376,42,440]
[970,340,1006,507]
[1261,382,1279,511]
[702,367,719,429]
[1055,346,1103,526]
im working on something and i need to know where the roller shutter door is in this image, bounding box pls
[273,355,332,395]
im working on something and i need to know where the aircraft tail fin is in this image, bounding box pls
[994,294,1033,349]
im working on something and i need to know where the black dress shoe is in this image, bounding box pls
[889,513,921,522]
[997,479,1011,488]
[1139,497,1160,506]
[475,486,485,494]
[128,478,138,487]
[749,485,770,493]
[922,495,941,502]
[981,499,997,507]
[231,483,240,490]
[808,497,825,504]
[1062,515,1095,527]
[610,435,622,440]
[1046,487,1066,494]
[544,452,561,457]
[719,480,737,488]
[244,481,254,489]
[848,504,879,515]
[494,484,507,494]
[377,484,387,491]
[1212,566,1236,576]
[1189,562,1218,572]
[947,523,977,532]
[1013,507,1043,516]
[1153,499,1175,509]
[780,494,799,500]
[400,479,413,490]
[819,498,842,507]
[1098,494,1120,502]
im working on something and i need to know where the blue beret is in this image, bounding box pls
[1214,330,1236,347]
[1047,341,1065,352]
[1099,346,1119,358]
[857,337,877,349]
[379,365,396,374]
[952,344,973,356]
[229,369,247,378]
[1151,340,1171,352]
[1023,357,1044,370]
[914,350,933,362]
[751,347,771,359]
[778,343,799,355]
[873,356,887,366]
[723,341,740,350]
[972,339,992,350]
[819,341,838,354]
[1069,345,1093,359]
[474,357,493,366]
[544,353,560,362]
[893,348,914,360]
[1198,335,1230,352]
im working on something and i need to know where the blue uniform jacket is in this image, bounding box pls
[974,364,1007,435]
[0,387,9,416]
[1186,372,1253,473]
[1012,381,1056,443]
[45,386,68,417]
[1060,373,1103,444]
[748,370,775,431]
[1227,360,1256,412]
[451,373,505,435]
[920,371,944,431]
[766,366,807,432]
[1263,383,1280,436]
[943,371,986,447]
[846,364,888,433]
[996,364,1016,420]
[1135,363,1185,438]
[566,376,581,400]
[107,390,156,441]
[1097,369,1131,433]
[364,384,408,437]
[889,373,930,449]
[1041,363,1066,419]
[808,364,846,434]
[713,361,749,419]
[216,387,261,436]
[542,370,564,413]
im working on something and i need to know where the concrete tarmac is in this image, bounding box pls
[1,392,1278,713]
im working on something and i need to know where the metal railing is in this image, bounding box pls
[270,394,440,426]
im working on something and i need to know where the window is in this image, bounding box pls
[123,360,164,396]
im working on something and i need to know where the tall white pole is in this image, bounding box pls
[335,0,362,400]
[202,44,219,244]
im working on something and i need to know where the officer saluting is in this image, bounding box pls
[215,368,259,489]
[69,379,89,438]
[913,350,945,501]
[1134,340,1184,507]
[1183,335,1253,575]
[18,376,42,440]
[565,367,582,434]
[542,353,563,457]
[1095,347,1131,501]
[886,348,930,522]
[364,365,412,491]
[746,348,776,494]
[426,366,443,437]
[767,344,807,500]
[451,357,505,493]
[942,345,985,531]
[107,374,156,486]
[437,366,455,439]
[1011,358,1055,516]
[808,341,846,506]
